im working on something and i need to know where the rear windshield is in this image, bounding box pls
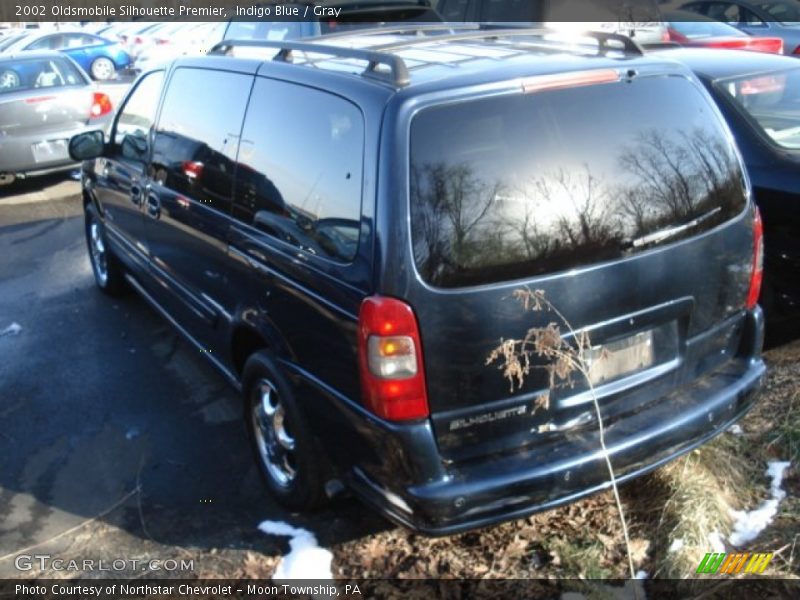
[717,67,800,150]
[0,57,86,95]
[410,75,748,288]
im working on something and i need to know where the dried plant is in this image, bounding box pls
[486,287,637,583]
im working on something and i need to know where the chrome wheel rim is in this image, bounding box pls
[88,220,108,285]
[251,379,296,487]
[91,58,114,80]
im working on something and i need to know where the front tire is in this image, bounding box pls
[85,204,126,296]
[243,351,326,511]
[90,57,116,81]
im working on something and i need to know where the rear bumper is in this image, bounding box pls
[346,308,766,535]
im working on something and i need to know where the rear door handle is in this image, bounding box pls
[146,194,161,219]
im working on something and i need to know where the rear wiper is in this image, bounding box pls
[623,206,722,250]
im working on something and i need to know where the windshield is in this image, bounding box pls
[718,67,800,149]
[759,1,800,24]
[410,75,747,288]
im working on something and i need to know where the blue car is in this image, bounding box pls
[0,31,131,80]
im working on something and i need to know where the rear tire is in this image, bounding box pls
[90,57,115,81]
[85,204,126,296]
[243,351,326,511]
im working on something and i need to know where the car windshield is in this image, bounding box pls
[758,1,800,24]
[718,67,800,149]
[0,56,85,94]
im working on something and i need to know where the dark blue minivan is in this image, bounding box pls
[69,28,765,534]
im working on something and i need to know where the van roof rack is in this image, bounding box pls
[209,39,412,86]
[371,28,644,56]
[208,28,643,89]
[315,22,481,40]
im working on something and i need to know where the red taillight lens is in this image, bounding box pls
[156,39,170,45]
[358,296,429,421]
[181,160,204,180]
[89,92,113,118]
[746,207,764,310]
[794,45,800,55]
[134,36,144,44]
[667,27,688,43]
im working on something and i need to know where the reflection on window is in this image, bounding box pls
[150,68,252,213]
[115,71,164,150]
[233,78,363,263]
[0,58,84,94]
[411,77,746,287]
[721,68,800,149]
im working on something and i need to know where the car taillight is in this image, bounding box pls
[182,161,203,180]
[793,45,800,55]
[156,39,170,45]
[358,296,429,421]
[667,27,688,43]
[746,207,764,310]
[135,36,144,44]
[89,92,112,118]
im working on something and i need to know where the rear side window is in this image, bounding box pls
[0,57,85,95]
[232,79,364,263]
[410,75,747,288]
[150,68,253,213]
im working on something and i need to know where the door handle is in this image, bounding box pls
[146,194,161,219]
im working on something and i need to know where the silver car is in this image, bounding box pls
[0,51,113,186]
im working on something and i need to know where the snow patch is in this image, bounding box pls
[668,538,684,553]
[728,461,791,547]
[708,531,726,553]
[258,520,333,580]
[0,322,22,337]
[728,424,743,436]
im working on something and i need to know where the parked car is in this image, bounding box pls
[0,31,131,80]
[436,0,669,44]
[664,9,784,52]
[0,52,113,186]
[658,47,800,319]
[69,29,765,534]
[680,0,800,55]
[223,0,443,41]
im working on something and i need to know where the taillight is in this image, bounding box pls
[182,161,204,180]
[89,92,112,118]
[667,27,688,43]
[358,296,429,421]
[746,207,764,310]
[793,45,800,55]
[134,36,144,44]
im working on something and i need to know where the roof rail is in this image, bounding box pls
[208,39,411,87]
[315,22,480,40]
[372,27,644,56]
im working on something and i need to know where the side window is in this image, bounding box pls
[150,68,253,214]
[27,35,59,50]
[114,71,165,161]
[62,34,88,48]
[438,0,471,21]
[479,0,537,21]
[741,7,766,25]
[233,79,364,263]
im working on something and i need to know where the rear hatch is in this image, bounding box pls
[401,67,754,461]
[0,56,93,170]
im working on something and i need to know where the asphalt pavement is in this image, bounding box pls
[0,176,388,578]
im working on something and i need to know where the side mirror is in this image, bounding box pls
[121,133,149,161]
[69,130,105,161]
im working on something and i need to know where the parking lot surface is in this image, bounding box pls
[0,177,388,578]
